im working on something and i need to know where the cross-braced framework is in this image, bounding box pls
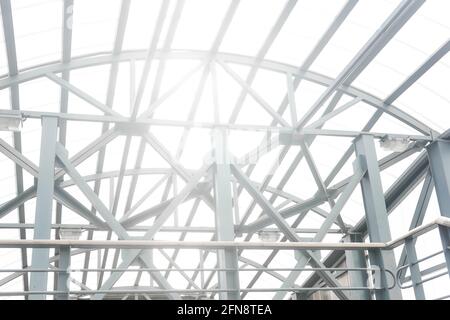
[0,0,449,300]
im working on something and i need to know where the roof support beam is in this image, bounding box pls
[295,0,425,130]
[228,0,297,123]
[55,143,181,299]
[46,73,124,117]
[91,163,210,300]
[385,40,450,105]
[234,2,359,293]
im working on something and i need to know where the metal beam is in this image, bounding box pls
[385,40,450,105]
[212,129,240,299]
[231,162,349,300]
[272,158,365,300]
[46,73,123,117]
[0,50,435,135]
[91,162,210,300]
[295,0,424,130]
[29,117,59,300]
[427,140,450,219]
[55,144,181,299]
[354,134,402,300]
[82,0,131,287]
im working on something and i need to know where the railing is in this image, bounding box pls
[397,250,448,289]
[0,266,395,298]
[0,217,448,299]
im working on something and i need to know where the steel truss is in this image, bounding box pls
[0,0,449,300]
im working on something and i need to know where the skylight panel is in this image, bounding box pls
[71,0,121,57]
[265,0,346,67]
[219,0,287,57]
[310,0,402,78]
[121,0,163,51]
[11,0,61,70]
[171,0,231,51]
[354,0,450,101]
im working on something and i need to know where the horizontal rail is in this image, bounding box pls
[0,240,384,250]
[0,223,342,234]
[0,286,390,297]
[0,217,447,250]
[0,267,382,273]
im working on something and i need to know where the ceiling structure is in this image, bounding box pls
[0,0,449,300]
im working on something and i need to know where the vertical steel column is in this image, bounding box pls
[344,233,370,300]
[427,141,450,218]
[55,246,71,300]
[354,134,402,300]
[212,128,240,300]
[404,238,425,299]
[427,140,450,276]
[29,117,58,300]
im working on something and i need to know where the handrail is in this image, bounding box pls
[0,217,447,250]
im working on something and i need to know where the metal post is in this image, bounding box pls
[29,116,58,300]
[354,134,402,300]
[404,238,425,299]
[55,246,71,300]
[427,141,450,218]
[427,140,450,277]
[212,128,240,300]
[344,233,370,300]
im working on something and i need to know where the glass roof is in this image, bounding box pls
[0,0,449,300]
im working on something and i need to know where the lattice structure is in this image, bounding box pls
[0,0,449,300]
